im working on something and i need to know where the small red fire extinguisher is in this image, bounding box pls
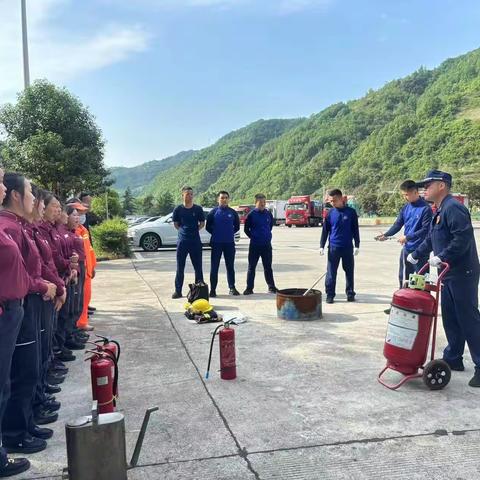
[85,350,118,413]
[206,321,236,380]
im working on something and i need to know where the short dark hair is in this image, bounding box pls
[43,191,57,207]
[79,192,91,200]
[181,186,193,193]
[218,191,229,198]
[400,180,418,192]
[328,189,343,197]
[66,205,78,216]
[255,194,266,201]
[2,172,26,207]
[32,184,46,203]
[66,197,81,204]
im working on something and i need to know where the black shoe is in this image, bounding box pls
[44,393,56,402]
[443,358,465,372]
[229,288,240,296]
[209,290,217,298]
[326,297,334,304]
[88,306,97,311]
[268,287,278,294]
[34,409,58,425]
[347,295,355,302]
[0,458,30,477]
[243,288,254,295]
[50,364,68,374]
[46,373,65,385]
[42,400,61,412]
[56,351,76,362]
[29,425,53,440]
[3,435,47,454]
[65,339,85,350]
[74,335,88,344]
[384,308,391,315]
[45,384,61,394]
[468,368,480,387]
[172,291,182,299]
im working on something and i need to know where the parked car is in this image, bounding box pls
[129,210,241,251]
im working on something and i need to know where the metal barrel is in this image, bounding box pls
[276,288,322,320]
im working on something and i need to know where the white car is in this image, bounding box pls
[129,210,240,251]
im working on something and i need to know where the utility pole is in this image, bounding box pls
[21,0,30,89]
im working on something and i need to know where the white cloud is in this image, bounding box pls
[0,0,150,103]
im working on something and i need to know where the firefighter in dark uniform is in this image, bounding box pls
[408,170,480,387]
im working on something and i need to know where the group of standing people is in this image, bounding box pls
[0,168,97,477]
[321,172,480,388]
[171,187,277,299]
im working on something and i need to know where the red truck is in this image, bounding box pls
[234,205,255,225]
[285,195,323,227]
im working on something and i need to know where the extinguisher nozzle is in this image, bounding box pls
[205,372,209,379]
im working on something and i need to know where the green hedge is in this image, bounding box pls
[91,218,130,258]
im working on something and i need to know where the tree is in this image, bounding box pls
[123,187,136,215]
[91,189,123,221]
[155,192,175,215]
[141,195,155,216]
[198,190,218,208]
[0,80,109,198]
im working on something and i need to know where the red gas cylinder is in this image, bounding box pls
[90,353,116,413]
[219,326,236,380]
[383,288,436,375]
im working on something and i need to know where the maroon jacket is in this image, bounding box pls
[31,223,65,297]
[38,221,71,278]
[71,229,86,262]
[0,227,30,305]
[0,211,48,295]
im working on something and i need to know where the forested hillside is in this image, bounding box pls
[109,150,196,194]
[134,48,480,208]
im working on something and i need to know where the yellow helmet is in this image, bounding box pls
[185,299,213,313]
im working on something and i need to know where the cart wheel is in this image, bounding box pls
[423,360,451,390]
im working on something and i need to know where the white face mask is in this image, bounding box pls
[79,214,87,225]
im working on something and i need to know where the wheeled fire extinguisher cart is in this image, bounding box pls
[378,261,451,391]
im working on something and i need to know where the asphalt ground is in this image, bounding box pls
[16,225,480,479]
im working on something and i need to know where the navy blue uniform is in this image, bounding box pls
[413,195,480,368]
[320,206,360,299]
[244,209,276,290]
[172,205,205,294]
[385,198,432,287]
[206,206,240,291]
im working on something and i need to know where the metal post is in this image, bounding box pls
[21,0,30,89]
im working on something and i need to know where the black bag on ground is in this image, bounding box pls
[187,282,209,303]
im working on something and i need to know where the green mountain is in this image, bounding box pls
[144,118,305,200]
[144,48,480,208]
[109,150,196,194]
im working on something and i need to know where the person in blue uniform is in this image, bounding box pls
[376,180,432,288]
[172,187,205,299]
[408,170,480,387]
[320,189,360,304]
[206,191,240,297]
[244,194,277,295]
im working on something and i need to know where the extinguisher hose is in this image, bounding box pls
[103,349,119,406]
[206,324,223,379]
[112,340,121,361]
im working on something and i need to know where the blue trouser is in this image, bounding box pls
[441,272,480,368]
[0,300,23,467]
[246,243,275,290]
[175,240,203,294]
[210,242,236,291]
[325,246,355,299]
[2,294,42,444]
[399,247,427,288]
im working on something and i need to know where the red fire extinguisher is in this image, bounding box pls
[205,321,236,380]
[85,350,118,413]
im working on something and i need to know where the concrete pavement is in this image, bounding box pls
[18,226,480,479]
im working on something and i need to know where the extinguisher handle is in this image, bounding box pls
[436,261,450,284]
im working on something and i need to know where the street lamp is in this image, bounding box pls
[21,0,30,89]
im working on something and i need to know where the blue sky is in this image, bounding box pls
[1,0,480,167]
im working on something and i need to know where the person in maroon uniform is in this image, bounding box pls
[0,173,57,455]
[29,187,65,428]
[0,168,31,477]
